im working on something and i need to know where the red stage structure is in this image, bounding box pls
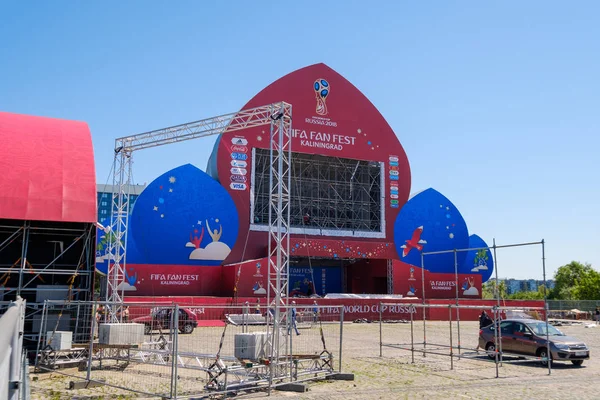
[0,112,97,347]
[105,64,492,303]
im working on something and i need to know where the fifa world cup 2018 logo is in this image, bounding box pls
[314,78,330,116]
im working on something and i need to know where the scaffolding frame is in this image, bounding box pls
[0,220,95,346]
[105,102,294,387]
[251,150,385,238]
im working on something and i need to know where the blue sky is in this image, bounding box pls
[1,1,598,280]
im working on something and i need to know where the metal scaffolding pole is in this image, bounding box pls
[266,103,292,383]
[387,259,393,295]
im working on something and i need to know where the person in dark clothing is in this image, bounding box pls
[479,310,493,329]
[303,212,311,225]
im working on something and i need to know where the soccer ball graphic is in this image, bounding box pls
[314,79,330,116]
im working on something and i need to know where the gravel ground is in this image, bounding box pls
[30,319,599,399]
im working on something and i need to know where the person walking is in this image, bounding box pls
[289,301,300,336]
[255,299,261,314]
[122,305,130,323]
[479,310,493,329]
[242,301,250,332]
[312,300,319,323]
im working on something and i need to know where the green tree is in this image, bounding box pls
[482,280,507,300]
[572,269,600,300]
[507,289,544,300]
[550,261,600,300]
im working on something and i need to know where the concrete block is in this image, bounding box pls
[275,383,308,393]
[69,379,105,390]
[46,331,72,350]
[99,323,145,345]
[326,373,355,381]
[234,332,267,361]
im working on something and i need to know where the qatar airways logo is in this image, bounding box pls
[230,175,247,183]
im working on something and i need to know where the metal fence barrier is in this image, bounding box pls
[0,297,27,400]
[378,302,552,378]
[35,300,343,399]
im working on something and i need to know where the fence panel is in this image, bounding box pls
[35,300,344,399]
[0,297,26,400]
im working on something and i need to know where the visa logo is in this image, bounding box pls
[230,183,247,190]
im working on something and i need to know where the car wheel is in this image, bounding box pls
[184,323,194,334]
[485,342,496,360]
[571,360,583,366]
[144,325,151,335]
[537,348,552,366]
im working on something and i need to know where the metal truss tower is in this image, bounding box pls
[106,103,292,333]
[265,104,292,380]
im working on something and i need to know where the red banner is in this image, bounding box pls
[125,296,544,322]
[123,264,222,296]
[392,260,483,299]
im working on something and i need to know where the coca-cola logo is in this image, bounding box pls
[231,145,248,153]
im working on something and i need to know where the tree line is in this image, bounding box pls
[482,261,600,300]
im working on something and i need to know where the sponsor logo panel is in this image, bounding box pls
[231,145,248,153]
[231,153,248,161]
[231,160,247,168]
[230,168,248,176]
[230,175,247,183]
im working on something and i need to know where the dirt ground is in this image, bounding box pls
[30,319,600,399]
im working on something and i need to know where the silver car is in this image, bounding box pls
[479,318,590,366]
